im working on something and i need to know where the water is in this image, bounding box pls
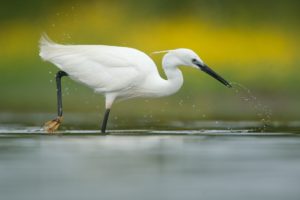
[231,82,273,130]
[1,114,300,200]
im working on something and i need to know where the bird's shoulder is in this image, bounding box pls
[71,45,158,72]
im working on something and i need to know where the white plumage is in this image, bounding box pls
[39,34,231,133]
[40,35,162,102]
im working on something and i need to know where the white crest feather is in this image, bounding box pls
[151,50,171,55]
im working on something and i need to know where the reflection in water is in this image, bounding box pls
[0,119,300,200]
[0,130,300,200]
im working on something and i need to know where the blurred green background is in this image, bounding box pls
[0,0,299,124]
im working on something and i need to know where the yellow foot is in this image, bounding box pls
[43,117,63,133]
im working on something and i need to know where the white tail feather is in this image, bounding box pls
[39,33,60,61]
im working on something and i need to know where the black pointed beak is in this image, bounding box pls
[194,61,232,88]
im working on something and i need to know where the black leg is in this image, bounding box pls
[44,71,68,133]
[56,71,68,117]
[101,109,111,134]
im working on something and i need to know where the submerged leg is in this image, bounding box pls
[101,109,111,134]
[44,71,68,133]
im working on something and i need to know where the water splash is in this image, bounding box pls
[230,82,272,131]
[178,99,184,106]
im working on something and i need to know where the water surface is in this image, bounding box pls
[0,118,300,200]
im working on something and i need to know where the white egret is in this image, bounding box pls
[39,34,231,133]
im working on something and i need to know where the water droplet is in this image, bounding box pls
[230,82,272,131]
[178,100,183,106]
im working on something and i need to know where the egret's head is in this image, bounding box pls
[168,48,204,67]
[160,48,232,88]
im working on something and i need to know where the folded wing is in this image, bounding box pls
[39,35,158,93]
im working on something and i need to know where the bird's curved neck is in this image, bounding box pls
[140,53,183,97]
[154,54,184,97]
